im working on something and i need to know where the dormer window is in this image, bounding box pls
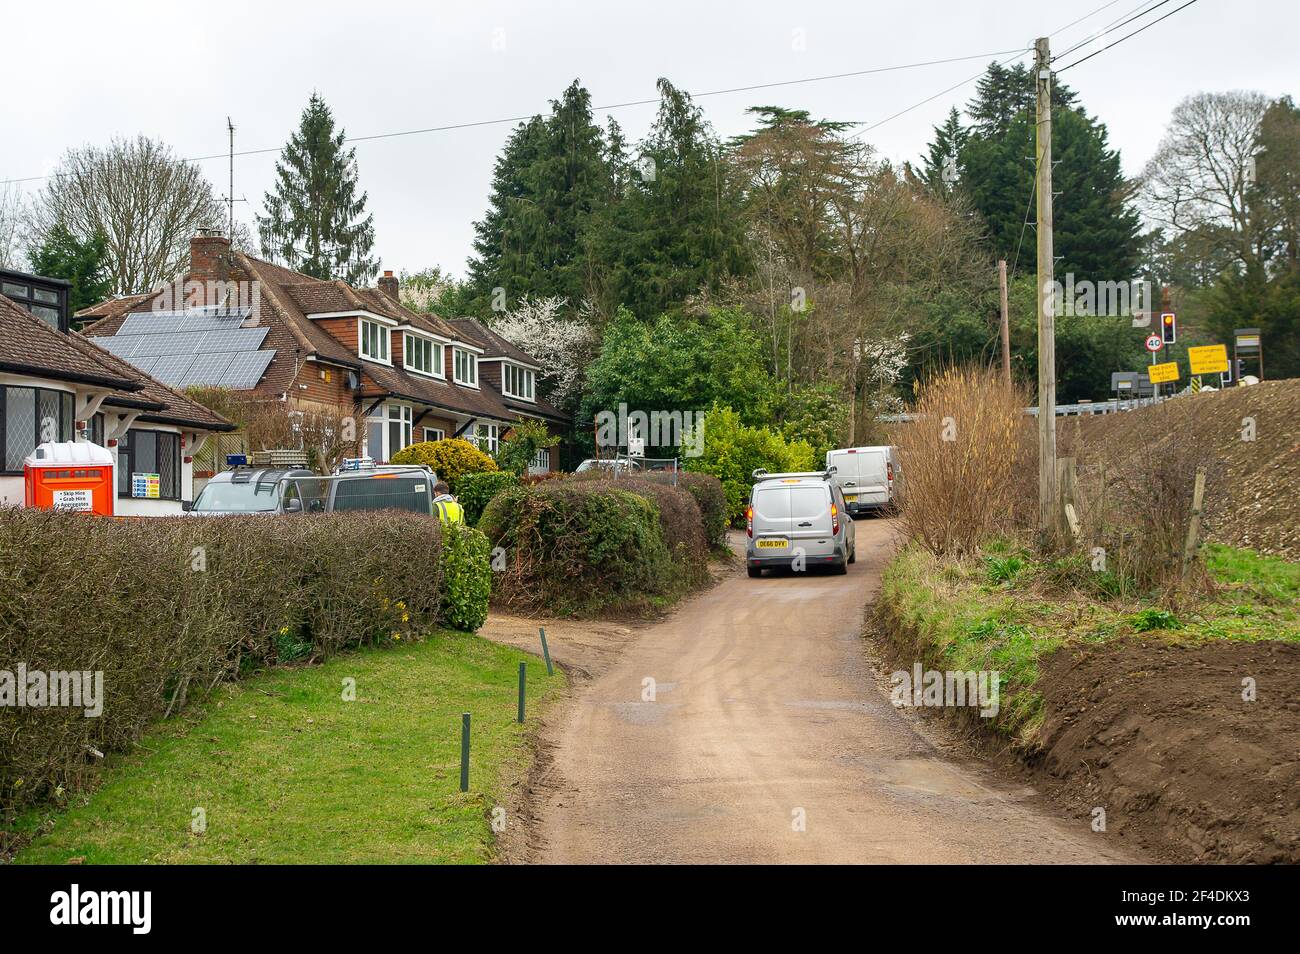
[360,318,390,363]
[453,347,477,386]
[503,363,535,401]
[404,333,441,377]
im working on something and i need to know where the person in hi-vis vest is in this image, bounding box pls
[433,481,464,524]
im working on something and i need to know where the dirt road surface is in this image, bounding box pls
[487,518,1138,864]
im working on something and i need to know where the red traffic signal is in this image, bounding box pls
[1161,312,1177,345]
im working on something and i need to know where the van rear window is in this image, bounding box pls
[332,477,429,514]
[789,486,829,519]
[752,487,790,520]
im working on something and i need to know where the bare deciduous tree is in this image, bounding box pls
[30,135,229,295]
[0,183,26,269]
[1142,91,1270,267]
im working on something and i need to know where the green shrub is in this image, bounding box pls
[493,418,559,476]
[582,477,708,588]
[457,471,520,525]
[440,522,492,631]
[678,473,728,549]
[685,404,817,524]
[480,482,690,615]
[1130,607,1183,632]
[0,507,481,819]
[391,438,497,492]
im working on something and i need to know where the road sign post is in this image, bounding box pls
[1233,328,1262,382]
[1144,334,1164,396]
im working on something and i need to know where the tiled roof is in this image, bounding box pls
[446,317,537,364]
[2,293,141,389]
[1,294,234,432]
[80,250,569,429]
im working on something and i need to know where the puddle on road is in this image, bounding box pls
[608,701,681,725]
[866,758,997,799]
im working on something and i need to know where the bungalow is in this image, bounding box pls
[0,267,235,515]
[78,232,570,472]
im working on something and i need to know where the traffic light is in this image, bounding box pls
[1161,312,1177,345]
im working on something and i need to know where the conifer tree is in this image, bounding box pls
[257,94,376,284]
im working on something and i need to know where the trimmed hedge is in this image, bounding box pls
[678,473,728,549]
[479,479,708,616]
[0,509,490,819]
[457,471,520,525]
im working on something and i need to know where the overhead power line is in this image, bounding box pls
[1052,0,1175,63]
[1055,0,1202,72]
[847,0,1154,142]
[0,48,1027,187]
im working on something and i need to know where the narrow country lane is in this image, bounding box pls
[518,518,1138,864]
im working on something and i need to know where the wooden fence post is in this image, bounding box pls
[1182,468,1208,578]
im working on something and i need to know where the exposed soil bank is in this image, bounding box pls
[1031,638,1300,863]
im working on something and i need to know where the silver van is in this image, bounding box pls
[187,468,314,515]
[745,469,856,577]
[825,446,895,516]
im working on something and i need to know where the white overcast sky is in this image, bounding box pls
[2,0,1293,280]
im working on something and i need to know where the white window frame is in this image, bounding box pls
[502,362,535,402]
[474,422,501,454]
[423,426,445,443]
[403,333,442,378]
[453,347,478,387]
[359,318,391,364]
[529,447,550,474]
[366,403,413,460]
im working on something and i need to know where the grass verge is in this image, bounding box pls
[875,541,1300,742]
[9,630,564,864]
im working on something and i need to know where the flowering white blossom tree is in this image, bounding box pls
[489,296,597,408]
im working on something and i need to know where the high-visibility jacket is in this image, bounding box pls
[434,496,464,524]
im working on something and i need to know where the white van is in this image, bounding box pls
[825,446,895,516]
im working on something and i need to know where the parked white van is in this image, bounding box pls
[825,446,895,516]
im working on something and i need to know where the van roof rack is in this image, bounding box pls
[751,467,836,482]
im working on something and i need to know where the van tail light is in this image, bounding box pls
[746,506,753,538]
[831,503,840,535]
[887,461,894,483]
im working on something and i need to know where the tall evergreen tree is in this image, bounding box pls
[468,80,610,310]
[960,63,1138,282]
[28,223,113,316]
[596,78,751,318]
[257,94,376,284]
[918,107,969,197]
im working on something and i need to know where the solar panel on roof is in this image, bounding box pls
[131,355,161,376]
[148,354,198,386]
[186,327,254,354]
[179,352,238,387]
[217,350,275,389]
[118,308,247,336]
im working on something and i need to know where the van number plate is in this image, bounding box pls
[756,538,788,549]
[844,495,858,503]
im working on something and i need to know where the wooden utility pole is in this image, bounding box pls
[998,259,1011,387]
[1034,37,1058,534]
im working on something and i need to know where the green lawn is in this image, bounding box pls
[13,630,563,864]
[877,543,1300,741]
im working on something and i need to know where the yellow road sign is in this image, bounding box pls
[1188,344,1229,375]
[1149,361,1180,384]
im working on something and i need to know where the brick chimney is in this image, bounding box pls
[190,229,232,296]
[378,270,399,301]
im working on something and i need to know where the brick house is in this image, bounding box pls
[78,232,570,472]
[0,269,235,514]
